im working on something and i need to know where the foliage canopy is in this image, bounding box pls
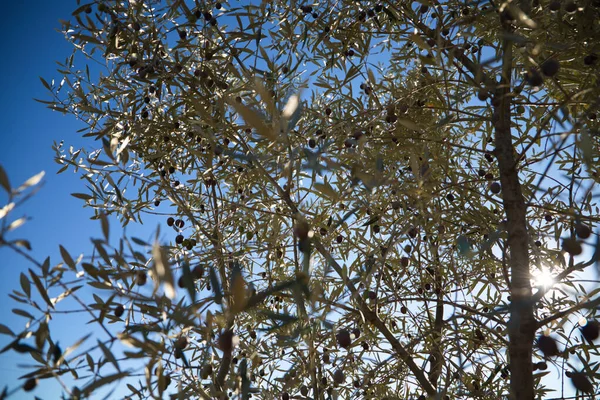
[3,0,600,399]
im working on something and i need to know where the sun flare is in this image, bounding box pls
[532,266,555,288]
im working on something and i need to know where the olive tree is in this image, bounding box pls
[4,0,600,399]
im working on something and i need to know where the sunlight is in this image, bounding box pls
[531,265,555,289]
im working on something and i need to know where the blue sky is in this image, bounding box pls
[0,1,118,397]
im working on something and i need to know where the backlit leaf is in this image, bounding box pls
[29,269,54,309]
[0,164,10,194]
[59,245,76,270]
[152,241,175,299]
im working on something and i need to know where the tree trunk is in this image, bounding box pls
[494,36,535,400]
[428,250,444,389]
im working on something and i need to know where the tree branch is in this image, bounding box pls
[313,240,436,396]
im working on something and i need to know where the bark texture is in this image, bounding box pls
[494,37,535,400]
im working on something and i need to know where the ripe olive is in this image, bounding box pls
[408,227,418,238]
[174,336,188,350]
[541,59,560,77]
[23,378,37,392]
[570,372,593,393]
[575,223,591,239]
[564,1,577,12]
[584,54,598,65]
[136,271,147,286]
[192,264,204,279]
[537,334,559,357]
[201,364,213,379]
[562,238,582,256]
[581,320,600,342]
[114,304,125,318]
[490,182,501,194]
[333,369,345,385]
[525,68,543,87]
[336,329,352,348]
